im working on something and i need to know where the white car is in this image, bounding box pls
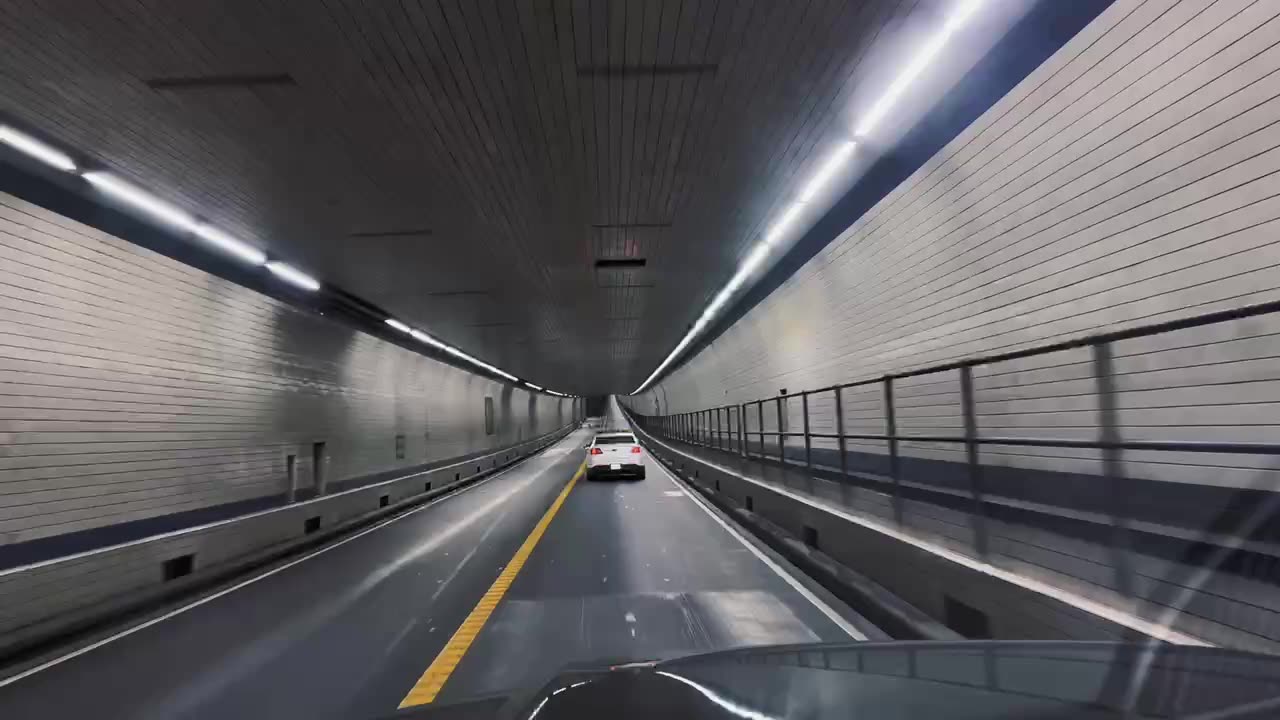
[586,432,645,480]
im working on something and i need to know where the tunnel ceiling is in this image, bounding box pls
[0,0,927,395]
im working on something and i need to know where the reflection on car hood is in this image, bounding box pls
[387,640,1280,720]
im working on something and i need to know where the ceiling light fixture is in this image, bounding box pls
[193,224,267,265]
[856,0,983,138]
[763,203,808,246]
[83,172,197,232]
[442,346,518,382]
[265,261,320,291]
[0,126,77,172]
[632,0,982,395]
[797,141,857,203]
[526,382,544,391]
[403,326,519,382]
[18,128,530,393]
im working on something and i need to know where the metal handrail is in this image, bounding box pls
[629,297,1280,596]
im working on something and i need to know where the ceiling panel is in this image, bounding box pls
[0,0,916,394]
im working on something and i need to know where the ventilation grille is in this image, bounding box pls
[349,227,434,239]
[595,258,647,269]
[147,73,296,90]
[577,64,718,78]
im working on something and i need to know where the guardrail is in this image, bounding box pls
[628,298,1280,599]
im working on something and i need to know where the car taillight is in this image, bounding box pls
[631,446,642,454]
[590,447,603,455]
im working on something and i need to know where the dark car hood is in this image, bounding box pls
[388,640,1280,720]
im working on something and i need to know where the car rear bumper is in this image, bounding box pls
[586,462,645,479]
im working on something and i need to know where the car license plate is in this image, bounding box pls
[610,463,621,470]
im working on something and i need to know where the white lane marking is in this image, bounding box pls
[624,612,637,623]
[386,619,420,655]
[641,431,1208,647]
[651,459,866,640]
[428,508,509,602]
[663,491,685,497]
[0,432,587,689]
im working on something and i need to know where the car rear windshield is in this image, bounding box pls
[594,435,636,445]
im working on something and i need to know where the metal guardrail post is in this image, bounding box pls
[716,407,723,450]
[776,396,786,461]
[740,404,748,457]
[835,386,848,479]
[802,392,812,469]
[884,377,903,524]
[757,402,765,459]
[959,366,989,558]
[1094,341,1135,597]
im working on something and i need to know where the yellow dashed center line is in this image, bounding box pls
[398,462,585,708]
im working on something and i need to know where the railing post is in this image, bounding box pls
[757,402,765,459]
[716,407,723,450]
[883,377,902,524]
[740,404,748,458]
[802,392,812,470]
[1094,340,1135,597]
[835,386,848,479]
[959,366,989,559]
[776,396,786,462]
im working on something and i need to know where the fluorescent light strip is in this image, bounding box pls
[797,141,856,202]
[525,382,544,391]
[0,126,77,172]
[633,1,980,395]
[402,326,520,383]
[763,202,807,246]
[83,172,197,232]
[193,224,266,265]
[856,0,983,138]
[55,129,526,390]
[265,261,320,291]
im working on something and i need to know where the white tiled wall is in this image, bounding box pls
[0,191,571,547]
[635,0,1280,487]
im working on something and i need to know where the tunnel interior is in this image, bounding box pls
[1,1,1279,718]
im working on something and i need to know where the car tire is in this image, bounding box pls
[637,468,646,480]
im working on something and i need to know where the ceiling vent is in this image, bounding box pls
[577,64,717,78]
[349,228,434,239]
[594,258,647,269]
[146,73,296,90]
